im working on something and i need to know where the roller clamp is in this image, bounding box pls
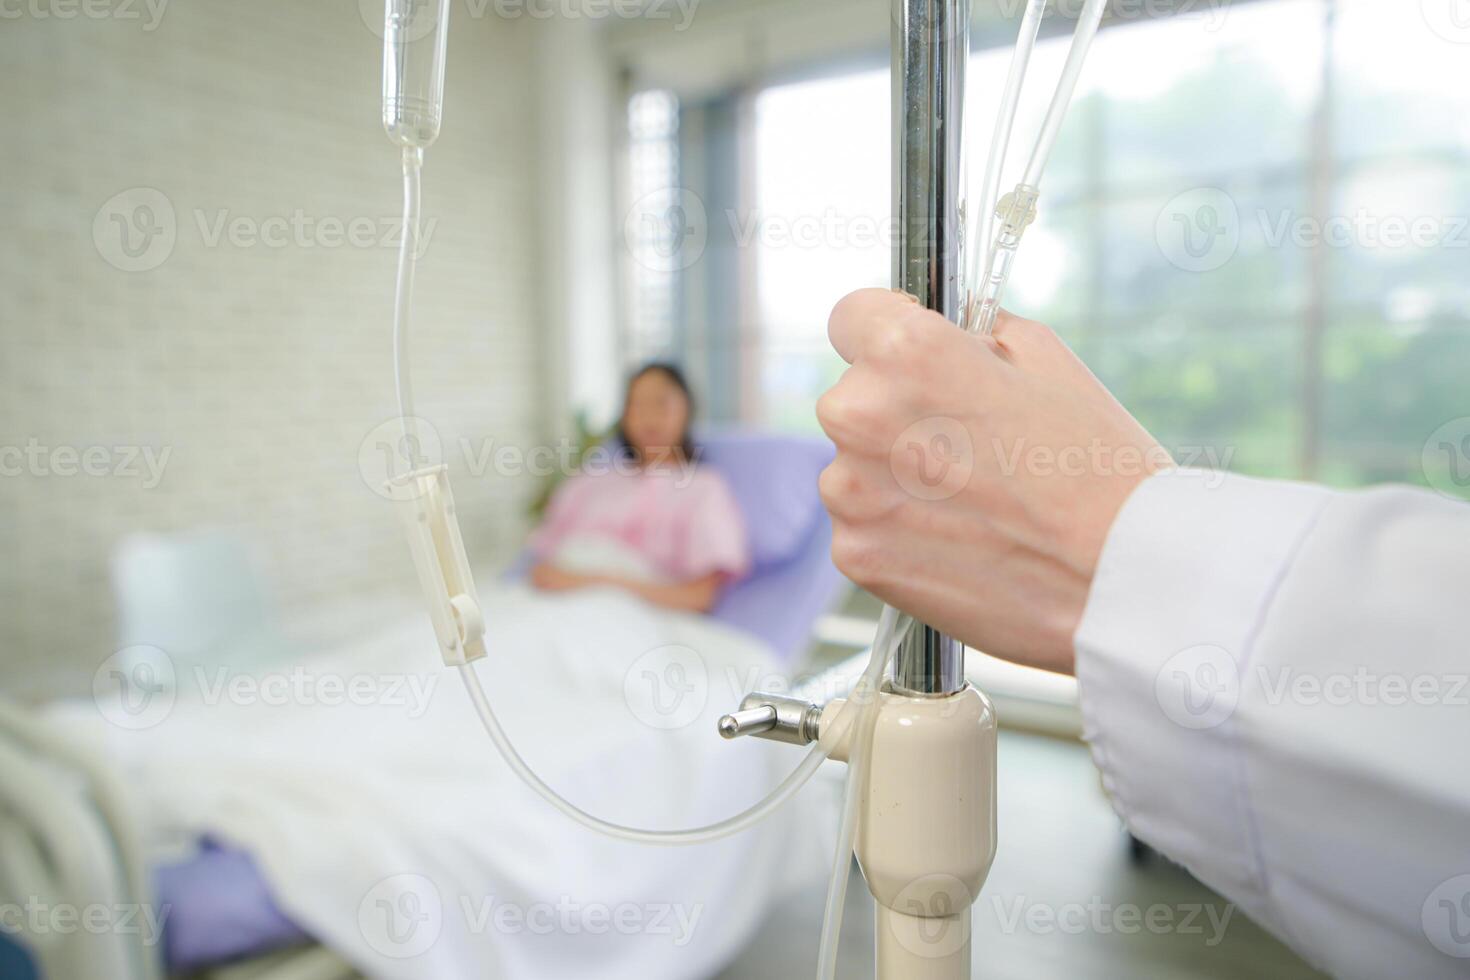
[385,464,486,666]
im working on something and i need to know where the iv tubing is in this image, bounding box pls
[376,0,911,971]
[394,146,424,446]
[816,604,910,980]
[967,0,1046,329]
[1022,0,1106,187]
[966,0,1107,336]
[385,109,902,853]
[456,607,908,847]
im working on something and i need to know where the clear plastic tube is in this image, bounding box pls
[966,0,1107,336]
[815,604,910,980]
[456,607,908,847]
[393,146,423,448]
[1021,0,1106,187]
[377,0,908,872]
[384,0,447,450]
[964,0,1046,331]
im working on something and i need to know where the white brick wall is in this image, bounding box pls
[0,0,547,698]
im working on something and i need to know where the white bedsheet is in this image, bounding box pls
[60,584,837,979]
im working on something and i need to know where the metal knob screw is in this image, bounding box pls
[717,693,822,746]
[718,706,778,739]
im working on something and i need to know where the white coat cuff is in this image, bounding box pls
[1072,467,1330,915]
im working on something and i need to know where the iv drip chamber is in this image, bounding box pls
[382,0,451,149]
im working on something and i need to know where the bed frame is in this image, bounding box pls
[0,699,359,980]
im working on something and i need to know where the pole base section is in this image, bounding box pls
[877,905,972,979]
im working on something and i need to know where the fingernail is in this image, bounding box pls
[889,289,922,304]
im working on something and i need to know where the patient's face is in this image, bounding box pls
[623,370,689,463]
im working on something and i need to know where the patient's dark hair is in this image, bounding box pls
[615,361,698,465]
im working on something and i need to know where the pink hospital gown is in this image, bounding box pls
[530,465,751,582]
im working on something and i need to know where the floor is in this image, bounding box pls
[715,728,1324,980]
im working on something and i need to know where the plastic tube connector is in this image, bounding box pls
[995,183,1039,241]
[963,183,1041,336]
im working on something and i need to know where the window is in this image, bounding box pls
[751,68,891,430]
[634,0,1470,496]
[624,89,683,366]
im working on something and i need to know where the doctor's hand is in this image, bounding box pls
[817,288,1170,675]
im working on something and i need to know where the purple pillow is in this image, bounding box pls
[156,839,310,972]
[696,431,833,571]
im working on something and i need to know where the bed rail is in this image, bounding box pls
[0,699,164,980]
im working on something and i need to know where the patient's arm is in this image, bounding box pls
[613,572,724,612]
[530,562,724,613]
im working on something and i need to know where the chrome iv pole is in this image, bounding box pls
[891,0,970,700]
[720,12,998,975]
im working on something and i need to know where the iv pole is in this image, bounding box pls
[891,0,968,701]
[858,3,999,974]
[719,3,996,976]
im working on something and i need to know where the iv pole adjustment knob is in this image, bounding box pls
[718,693,823,745]
[718,706,777,739]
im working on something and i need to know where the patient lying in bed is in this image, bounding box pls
[36,370,838,979]
[529,362,750,612]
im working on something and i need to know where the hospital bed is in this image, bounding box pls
[0,432,851,980]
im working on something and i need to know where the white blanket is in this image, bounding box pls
[64,585,837,979]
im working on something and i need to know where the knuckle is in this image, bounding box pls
[817,376,886,451]
[902,309,944,354]
[818,460,867,521]
[871,312,921,363]
[867,324,906,364]
[817,462,842,510]
[815,386,847,433]
[869,307,946,366]
[827,289,868,335]
[817,461,840,505]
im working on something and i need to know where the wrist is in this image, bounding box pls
[1060,444,1171,581]
[1039,458,1167,673]
[1029,555,1094,675]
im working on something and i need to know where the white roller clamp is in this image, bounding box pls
[385,464,486,666]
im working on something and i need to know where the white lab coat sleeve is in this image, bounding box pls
[1074,468,1470,980]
